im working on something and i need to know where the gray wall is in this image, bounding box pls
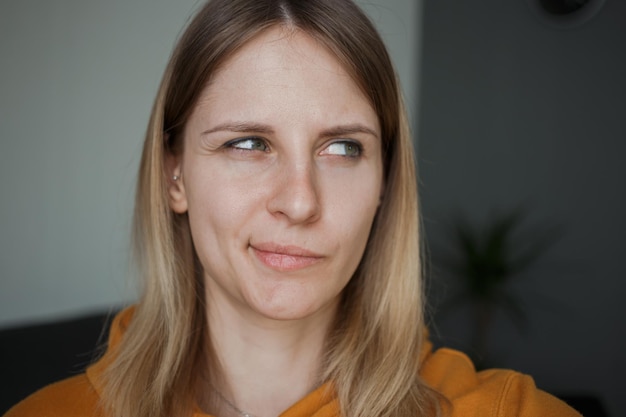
[418,0,625,415]
[0,1,201,327]
[0,1,419,322]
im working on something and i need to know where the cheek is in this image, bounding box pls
[183,169,268,256]
[186,161,267,218]
[321,167,382,239]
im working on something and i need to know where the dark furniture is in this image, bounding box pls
[0,311,114,414]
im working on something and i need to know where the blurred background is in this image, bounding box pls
[0,0,623,415]
[418,1,625,417]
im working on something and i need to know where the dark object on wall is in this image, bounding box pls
[526,0,605,28]
[540,0,590,15]
[0,311,115,414]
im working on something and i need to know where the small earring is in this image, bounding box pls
[172,175,180,181]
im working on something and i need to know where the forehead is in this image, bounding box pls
[213,26,351,85]
[187,26,378,131]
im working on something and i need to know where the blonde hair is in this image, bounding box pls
[101,1,442,416]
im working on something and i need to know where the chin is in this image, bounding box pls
[247,288,339,322]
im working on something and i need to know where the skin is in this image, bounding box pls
[168,26,383,416]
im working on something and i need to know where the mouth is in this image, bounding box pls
[250,243,324,272]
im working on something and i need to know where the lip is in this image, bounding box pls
[250,242,324,271]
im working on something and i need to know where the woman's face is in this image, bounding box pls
[168,27,383,322]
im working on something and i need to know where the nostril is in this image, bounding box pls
[267,169,321,224]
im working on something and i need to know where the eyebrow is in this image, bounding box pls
[201,122,275,136]
[319,124,379,140]
[201,122,379,139]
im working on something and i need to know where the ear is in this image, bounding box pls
[165,148,188,214]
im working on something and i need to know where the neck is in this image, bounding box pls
[199,290,338,417]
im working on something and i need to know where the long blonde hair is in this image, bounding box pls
[101,1,441,416]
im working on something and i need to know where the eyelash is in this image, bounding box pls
[325,140,363,158]
[223,137,363,158]
[223,136,269,152]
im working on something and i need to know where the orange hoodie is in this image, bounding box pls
[4,308,580,417]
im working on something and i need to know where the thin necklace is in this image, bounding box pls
[211,386,259,417]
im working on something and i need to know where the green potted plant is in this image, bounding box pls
[433,207,562,368]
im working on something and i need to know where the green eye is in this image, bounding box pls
[229,137,268,151]
[326,141,361,157]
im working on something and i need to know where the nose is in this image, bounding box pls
[267,159,321,224]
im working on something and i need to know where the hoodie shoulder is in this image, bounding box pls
[420,346,581,417]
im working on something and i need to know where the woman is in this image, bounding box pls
[5,0,580,416]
